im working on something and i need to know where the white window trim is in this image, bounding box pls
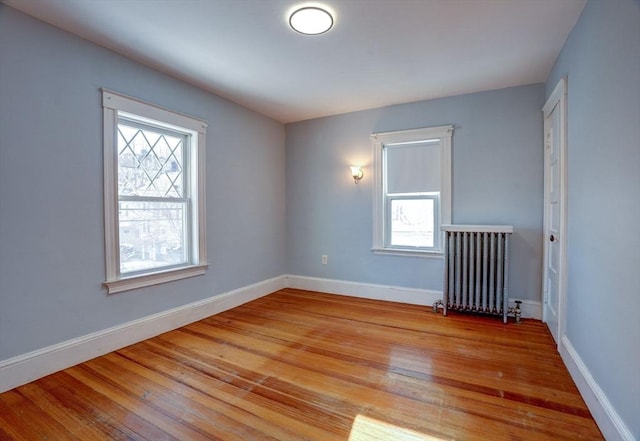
[371,125,453,258]
[102,89,208,294]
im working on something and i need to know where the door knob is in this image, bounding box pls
[550,234,555,242]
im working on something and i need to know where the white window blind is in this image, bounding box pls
[385,141,441,194]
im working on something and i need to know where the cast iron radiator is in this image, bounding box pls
[434,225,517,323]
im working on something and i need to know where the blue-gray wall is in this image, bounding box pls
[0,6,287,360]
[286,84,544,301]
[546,0,640,437]
[2,2,638,437]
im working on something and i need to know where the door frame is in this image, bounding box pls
[542,77,568,346]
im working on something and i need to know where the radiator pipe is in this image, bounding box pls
[435,298,522,323]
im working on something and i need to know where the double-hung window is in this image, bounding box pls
[102,89,207,293]
[371,125,453,256]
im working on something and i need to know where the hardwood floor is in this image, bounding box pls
[0,288,603,440]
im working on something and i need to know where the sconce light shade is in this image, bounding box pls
[350,166,364,184]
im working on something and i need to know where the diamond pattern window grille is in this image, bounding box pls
[117,122,185,198]
[116,119,190,274]
[103,89,207,291]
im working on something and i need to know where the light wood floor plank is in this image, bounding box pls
[0,288,603,440]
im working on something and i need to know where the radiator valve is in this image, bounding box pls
[509,300,522,323]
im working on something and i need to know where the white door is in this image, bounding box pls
[542,78,567,346]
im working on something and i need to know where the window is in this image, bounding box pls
[102,89,207,293]
[371,125,453,256]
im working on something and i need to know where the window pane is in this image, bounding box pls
[117,123,184,198]
[390,199,435,247]
[119,201,187,274]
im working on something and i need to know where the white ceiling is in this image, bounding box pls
[4,0,585,123]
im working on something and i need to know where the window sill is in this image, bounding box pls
[104,263,208,294]
[371,248,444,258]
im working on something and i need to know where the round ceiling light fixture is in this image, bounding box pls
[289,6,334,35]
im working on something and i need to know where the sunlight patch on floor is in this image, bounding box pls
[348,414,449,441]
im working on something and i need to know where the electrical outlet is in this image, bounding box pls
[321,255,328,265]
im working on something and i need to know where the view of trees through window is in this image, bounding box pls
[117,122,188,274]
[389,198,435,248]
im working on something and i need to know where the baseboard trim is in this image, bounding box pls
[560,335,635,441]
[285,274,442,306]
[285,275,541,319]
[508,299,542,320]
[0,275,286,393]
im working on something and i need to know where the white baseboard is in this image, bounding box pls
[285,274,442,306]
[0,275,286,393]
[508,298,542,320]
[285,275,541,319]
[560,335,635,441]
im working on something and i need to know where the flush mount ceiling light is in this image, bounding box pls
[289,6,334,35]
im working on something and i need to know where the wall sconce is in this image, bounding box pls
[350,166,364,184]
